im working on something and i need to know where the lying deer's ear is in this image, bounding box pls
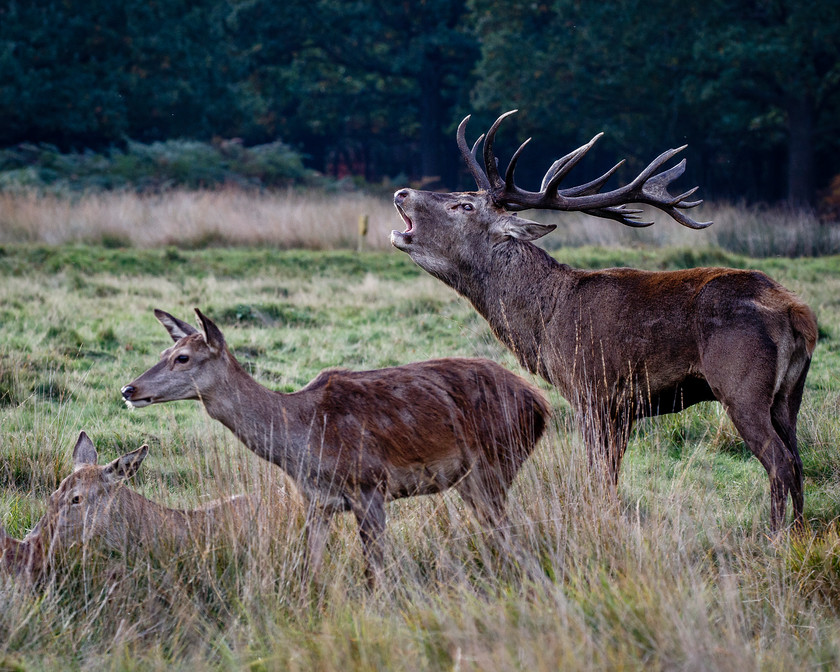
[103,445,149,483]
[195,309,226,353]
[491,214,556,242]
[154,309,199,342]
[72,431,99,470]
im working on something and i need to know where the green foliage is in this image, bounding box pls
[1,0,839,203]
[0,138,312,193]
[468,0,840,204]
[786,524,840,612]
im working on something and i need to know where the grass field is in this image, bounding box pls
[0,192,839,670]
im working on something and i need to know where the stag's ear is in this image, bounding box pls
[195,309,226,353]
[154,309,199,342]
[72,431,99,470]
[492,214,556,242]
[103,445,148,483]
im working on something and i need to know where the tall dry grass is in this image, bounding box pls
[1,416,834,670]
[1,189,838,256]
[534,202,840,256]
[0,189,399,250]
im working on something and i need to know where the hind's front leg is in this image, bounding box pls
[350,488,387,587]
[304,504,332,578]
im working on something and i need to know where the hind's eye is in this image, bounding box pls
[71,495,81,505]
[461,203,474,211]
[175,355,189,364]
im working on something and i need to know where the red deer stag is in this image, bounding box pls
[121,309,550,581]
[391,110,817,531]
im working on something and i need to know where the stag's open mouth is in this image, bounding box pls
[390,204,415,249]
[395,204,414,233]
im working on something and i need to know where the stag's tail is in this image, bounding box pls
[790,302,818,357]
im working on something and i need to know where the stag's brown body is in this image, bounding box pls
[391,111,817,530]
[121,310,550,578]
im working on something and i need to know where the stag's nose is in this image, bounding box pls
[394,188,410,204]
[121,385,135,400]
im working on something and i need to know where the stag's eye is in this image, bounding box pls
[175,354,189,364]
[70,495,81,505]
[461,203,474,211]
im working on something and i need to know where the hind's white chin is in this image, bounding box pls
[123,398,150,409]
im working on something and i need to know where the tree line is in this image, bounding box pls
[1,0,838,206]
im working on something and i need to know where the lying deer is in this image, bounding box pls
[121,309,551,580]
[391,110,817,530]
[29,431,259,563]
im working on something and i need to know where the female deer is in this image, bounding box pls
[35,432,259,560]
[121,309,551,581]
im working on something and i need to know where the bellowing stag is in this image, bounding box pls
[391,110,817,530]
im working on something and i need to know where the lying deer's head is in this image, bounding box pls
[37,431,148,550]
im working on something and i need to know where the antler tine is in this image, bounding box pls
[541,133,604,196]
[662,204,713,229]
[457,115,491,191]
[586,206,654,227]
[540,146,591,191]
[627,145,689,190]
[668,186,700,207]
[483,109,519,192]
[504,137,531,192]
[558,160,624,197]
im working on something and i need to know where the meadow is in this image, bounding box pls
[0,190,839,670]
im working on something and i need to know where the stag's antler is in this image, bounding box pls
[457,110,711,229]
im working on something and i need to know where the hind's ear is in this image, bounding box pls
[103,445,149,483]
[72,431,98,470]
[195,309,226,353]
[154,309,199,342]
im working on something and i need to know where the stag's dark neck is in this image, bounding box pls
[454,238,576,383]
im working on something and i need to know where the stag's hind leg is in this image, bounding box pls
[726,405,800,531]
[703,334,802,531]
[768,358,811,527]
[708,383,798,530]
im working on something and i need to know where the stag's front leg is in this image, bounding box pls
[579,406,632,489]
[349,488,387,587]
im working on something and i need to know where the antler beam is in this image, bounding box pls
[457,110,711,229]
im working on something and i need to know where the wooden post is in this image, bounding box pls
[357,214,369,252]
